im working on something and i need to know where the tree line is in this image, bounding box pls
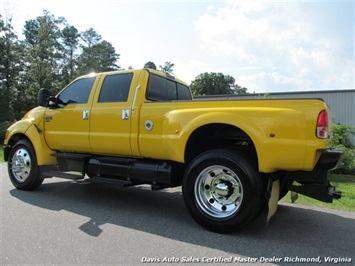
[0,10,248,122]
[0,10,121,120]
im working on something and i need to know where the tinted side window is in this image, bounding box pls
[177,84,192,100]
[99,73,133,103]
[147,74,192,101]
[147,74,168,101]
[58,77,95,105]
[166,79,177,100]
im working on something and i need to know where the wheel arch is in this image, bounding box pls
[4,133,28,161]
[6,125,56,166]
[184,123,258,166]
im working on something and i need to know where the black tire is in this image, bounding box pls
[182,149,265,233]
[7,139,44,190]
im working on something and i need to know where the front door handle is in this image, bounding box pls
[83,110,89,120]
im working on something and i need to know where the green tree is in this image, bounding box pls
[23,18,40,45]
[1,10,122,119]
[190,72,248,96]
[61,24,80,86]
[94,40,120,72]
[159,61,174,74]
[330,123,355,174]
[234,84,248,94]
[0,14,24,120]
[22,10,64,110]
[81,27,101,48]
[144,61,157,70]
[77,28,120,74]
[76,28,101,74]
[0,15,7,120]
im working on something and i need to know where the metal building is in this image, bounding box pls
[195,89,355,144]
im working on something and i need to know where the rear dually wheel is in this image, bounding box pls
[182,149,265,233]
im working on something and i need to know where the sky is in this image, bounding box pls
[1,0,354,93]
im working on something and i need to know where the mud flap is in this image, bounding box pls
[266,179,280,226]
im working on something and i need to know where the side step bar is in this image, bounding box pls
[44,153,185,189]
[52,152,91,159]
[42,171,85,180]
[90,176,134,187]
[43,171,134,187]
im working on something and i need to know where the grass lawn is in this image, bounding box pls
[280,174,355,212]
[0,145,353,211]
[0,146,3,162]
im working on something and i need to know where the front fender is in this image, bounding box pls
[24,124,56,165]
[5,121,56,166]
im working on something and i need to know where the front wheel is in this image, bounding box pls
[7,139,44,190]
[182,149,265,233]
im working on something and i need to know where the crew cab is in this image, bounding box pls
[3,68,343,232]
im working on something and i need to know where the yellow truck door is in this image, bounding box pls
[44,76,97,153]
[89,72,135,155]
[138,72,192,160]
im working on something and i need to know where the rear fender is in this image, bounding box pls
[167,110,263,163]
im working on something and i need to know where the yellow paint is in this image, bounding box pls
[4,107,56,165]
[138,99,329,172]
[4,69,330,173]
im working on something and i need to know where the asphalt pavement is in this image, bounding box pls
[1,162,354,265]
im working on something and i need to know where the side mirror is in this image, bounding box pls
[37,89,50,107]
[48,96,59,108]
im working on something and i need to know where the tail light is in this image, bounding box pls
[316,110,328,139]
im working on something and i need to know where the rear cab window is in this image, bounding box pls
[146,74,192,101]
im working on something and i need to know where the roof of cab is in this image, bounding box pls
[78,68,188,86]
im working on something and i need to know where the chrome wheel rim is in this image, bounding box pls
[10,148,32,183]
[194,165,243,219]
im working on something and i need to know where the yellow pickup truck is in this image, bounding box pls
[3,68,343,232]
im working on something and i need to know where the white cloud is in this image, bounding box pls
[194,0,354,92]
[6,0,353,92]
[175,60,214,84]
[236,72,313,93]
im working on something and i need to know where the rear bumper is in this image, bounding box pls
[287,149,343,203]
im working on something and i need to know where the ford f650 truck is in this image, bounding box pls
[3,68,343,232]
